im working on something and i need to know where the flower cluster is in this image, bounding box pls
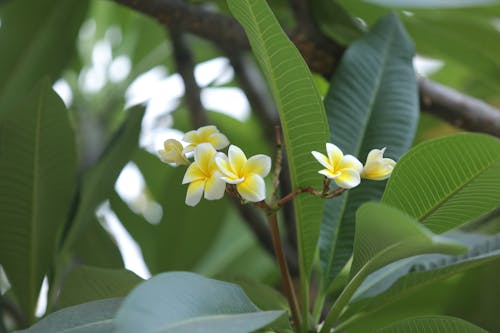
[312,143,396,189]
[159,125,271,206]
[160,126,396,207]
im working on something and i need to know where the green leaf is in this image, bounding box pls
[350,203,466,278]
[227,0,330,284]
[312,0,365,45]
[320,203,466,332]
[320,13,418,289]
[382,133,500,233]
[62,106,145,252]
[351,231,500,302]
[113,272,284,333]
[374,315,488,333]
[14,298,121,333]
[343,244,500,320]
[0,0,88,116]
[58,266,142,308]
[0,80,76,321]
[72,217,124,269]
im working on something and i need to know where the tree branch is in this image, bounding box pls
[419,78,500,137]
[170,29,208,128]
[114,0,500,137]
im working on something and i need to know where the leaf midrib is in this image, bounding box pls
[419,154,500,224]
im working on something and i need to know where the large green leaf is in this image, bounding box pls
[320,203,466,333]
[382,133,500,233]
[374,315,488,333]
[350,203,466,279]
[58,266,142,308]
[351,231,500,302]
[319,13,418,290]
[113,272,284,333]
[72,217,124,269]
[0,0,88,116]
[14,298,121,333]
[227,0,330,286]
[342,246,500,321]
[62,106,145,252]
[0,81,76,321]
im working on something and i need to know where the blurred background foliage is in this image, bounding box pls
[0,0,499,331]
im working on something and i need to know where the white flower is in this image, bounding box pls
[183,125,229,153]
[159,139,189,166]
[361,148,396,181]
[311,143,363,189]
[215,145,271,202]
[182,143,226,206]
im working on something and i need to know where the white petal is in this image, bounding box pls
[333,168,361,189]
[362,159,396,180]
[221,176,245,185]
[204,173,226,200]
[215,153,239,180]
[338,155,363,173]
[228,145,247,174]
[318,169,341,179]
[197,125,218,137]
[194,143,216,172]
[182,164,205,184]
[209,132,230,150]
[244,154,271,177]
[312,151,332,170]
[365,148,385,164]
[326,143,343,166]
[185,180,205,206]
[183,130,198,143]
[237,174,266,202]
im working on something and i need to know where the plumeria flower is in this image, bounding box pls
[311,143,363,189]
[158,139,190,166]
[215,145,271,202]
[361,147,396,180]
[182,143,226,206]
[183,125,229,153]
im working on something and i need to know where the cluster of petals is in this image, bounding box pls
[215,145,271,202]
[182,143,226,206]
[183,125,229,153]
[312,143,396,189]
[158,139,190,166]
[160,125,271,206]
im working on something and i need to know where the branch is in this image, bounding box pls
[114,0,500,137]
[223,49,279,140]
[170,29,208,128]
[419,78,500,137]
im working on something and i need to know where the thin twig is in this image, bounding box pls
[268,213,303,331]
[270,126,283,207]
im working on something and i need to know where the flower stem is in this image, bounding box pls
[267,213,303,331]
